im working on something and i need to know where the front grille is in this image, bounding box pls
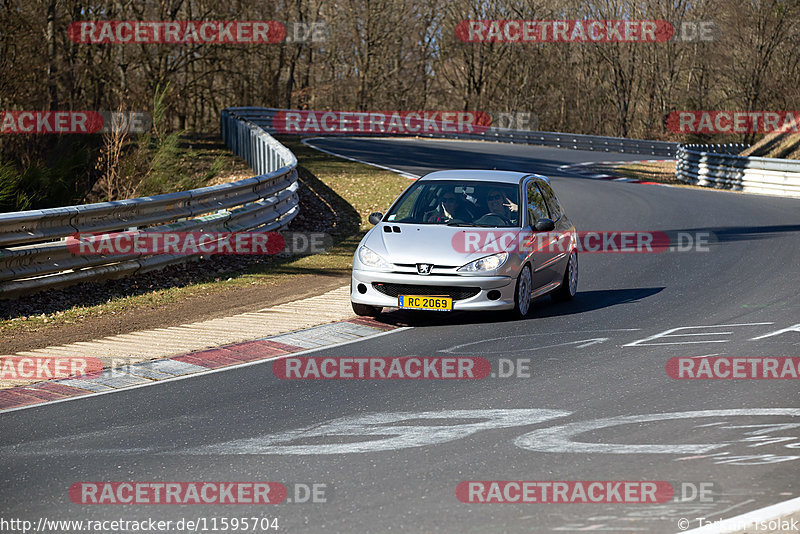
[372,283,481,301]
[392,264,460,275]
[394,264,459,269]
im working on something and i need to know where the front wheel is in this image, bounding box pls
[352,302,381,317]
[552,251,578,302]
[509,263,533,319]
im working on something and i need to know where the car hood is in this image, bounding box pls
[363,223,517,266]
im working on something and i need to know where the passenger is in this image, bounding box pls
[485,189,518,223]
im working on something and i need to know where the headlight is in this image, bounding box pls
[457,252,509,272]
[358,246,392,270]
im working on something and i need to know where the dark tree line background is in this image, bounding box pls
[1,0,799,209]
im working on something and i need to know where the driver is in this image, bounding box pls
[426,192,465,223]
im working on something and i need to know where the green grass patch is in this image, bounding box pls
[278,137,412,232]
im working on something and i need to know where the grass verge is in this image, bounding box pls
[607,160,680,185]
[612,160,748,192]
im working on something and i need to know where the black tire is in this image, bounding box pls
[552,251,578,302]
[352,302,381,317]
[508,263,533,320]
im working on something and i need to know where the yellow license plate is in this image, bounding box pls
[398,295,453,311]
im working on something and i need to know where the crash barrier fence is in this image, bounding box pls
[227,107,680,158]
[0,108,298,298]
[676,144,800,198]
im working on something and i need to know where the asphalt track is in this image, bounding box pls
[2,137,800,533]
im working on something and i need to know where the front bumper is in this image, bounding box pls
[351,269,515,311]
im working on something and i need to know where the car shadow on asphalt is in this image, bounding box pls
[371,287,665,327]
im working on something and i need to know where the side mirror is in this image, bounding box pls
[368,212,384,225]
[534,218,555,232]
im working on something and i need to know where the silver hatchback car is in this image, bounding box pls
[350,170,578,319]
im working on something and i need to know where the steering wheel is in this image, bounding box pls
[475,213,511,226]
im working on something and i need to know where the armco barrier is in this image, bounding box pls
[0,109,299,298]
[676,144,800,198]
[224,107,679,157]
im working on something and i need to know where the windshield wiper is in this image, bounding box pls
[446,222,509,228]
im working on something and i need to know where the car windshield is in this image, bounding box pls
[384,180,520,227]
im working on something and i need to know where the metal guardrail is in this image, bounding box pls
[676,144,800,198]
[680,143,750,155]
[231,107,679,158]
[0,108,299,298]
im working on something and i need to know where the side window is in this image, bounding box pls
[389,186,422,221]
[526,182,549,225]
[538,181,563,220]
[415,186,442,220]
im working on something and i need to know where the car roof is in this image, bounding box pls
[418,169,550,185]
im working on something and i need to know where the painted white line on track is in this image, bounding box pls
[0,326,410,416]
[681,495,800,533]
[301,137,420,179]
[439,328,641,354]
